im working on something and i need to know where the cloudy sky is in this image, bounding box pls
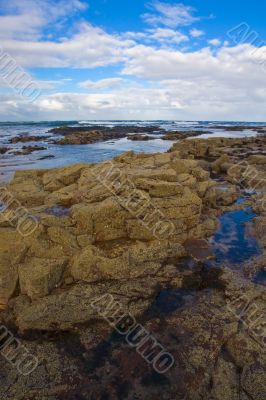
[0,0,266,121]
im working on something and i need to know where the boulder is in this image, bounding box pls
[19,258,66,299]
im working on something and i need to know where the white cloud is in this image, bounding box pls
[190,28,204,38]
[208,38,221,46]
[1,70,266,121]
[79,78,124,89]
[122,43,266,83]
[122,28,188,45]
[142,2,199,28]
[1,0,266,122]
[1,23,132,68]
[0,0,88,40]
[148,28,188,44]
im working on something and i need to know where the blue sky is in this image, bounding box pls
[0,0,266,121]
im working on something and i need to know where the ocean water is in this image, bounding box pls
[0,120,265,182]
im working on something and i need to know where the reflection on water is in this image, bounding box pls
[0,138,173,182]
[146,289,195,318]
[253,269,266,286]
[210,207,262,264]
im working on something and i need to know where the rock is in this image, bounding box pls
[184,238,215,261]
[0,147,9,154]
[209,358,239,400]
[162,130,212,140]
[0,229,27,306]
[0,134,266,400]
[241,363,266,400]
[212,155,231,173]
[7,169,47,207]
[127,134,156,141]
[19,258,66,299]
[53,130,105,145]
[248,154,266,165]
[0,256,18,307]
[12,145,47,156]
[254,217,266,247]
[38,154,55,160]
[50,125,164,145]
[10,135,49,144]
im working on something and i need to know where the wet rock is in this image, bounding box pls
[209,358,239,400]
[0,147,9,154]
[50,125,163,145]
[10,135,49,144]
[12,145,47,156]
[162,130,212,140]
[38,154,55,160]
[127,134,156,141]
[241,363,266,400]
[254,217,266,247]
[184,238,214,261]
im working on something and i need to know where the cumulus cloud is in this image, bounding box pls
[208,38,221,46]
[148,28,188,44]
[79,78,125,89]
[142,2,199,28]
[122,43,266,83]
[190,28,204,38]
[0,0,87,40]
[122,28,188,45]
[1,0,266,121]
[1,23,132,68]
[1,71,266,122]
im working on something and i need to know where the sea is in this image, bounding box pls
[0,120,265,182]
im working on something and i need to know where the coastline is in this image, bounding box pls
[0,133,265,399]
[1,121,266,184]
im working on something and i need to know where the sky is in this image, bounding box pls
[0,0,266,121]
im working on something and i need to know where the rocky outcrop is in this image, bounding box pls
[1,267,265,400]
[127,134,156,141]
[50,125,164,145]
[170,135,266,188]
[10,135,49,144]
[11,145,47,156]
[0,151,221,316]
[1,135,265,400]
[162,130,211,140]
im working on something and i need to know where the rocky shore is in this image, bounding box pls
[7,126,215,148]
[0,135,265,399]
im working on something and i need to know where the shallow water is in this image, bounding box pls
[0,120,264,182]
[146,288,195,318]
[45,206,71,217]
[253,269,266,286]
[210,207,262,265]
